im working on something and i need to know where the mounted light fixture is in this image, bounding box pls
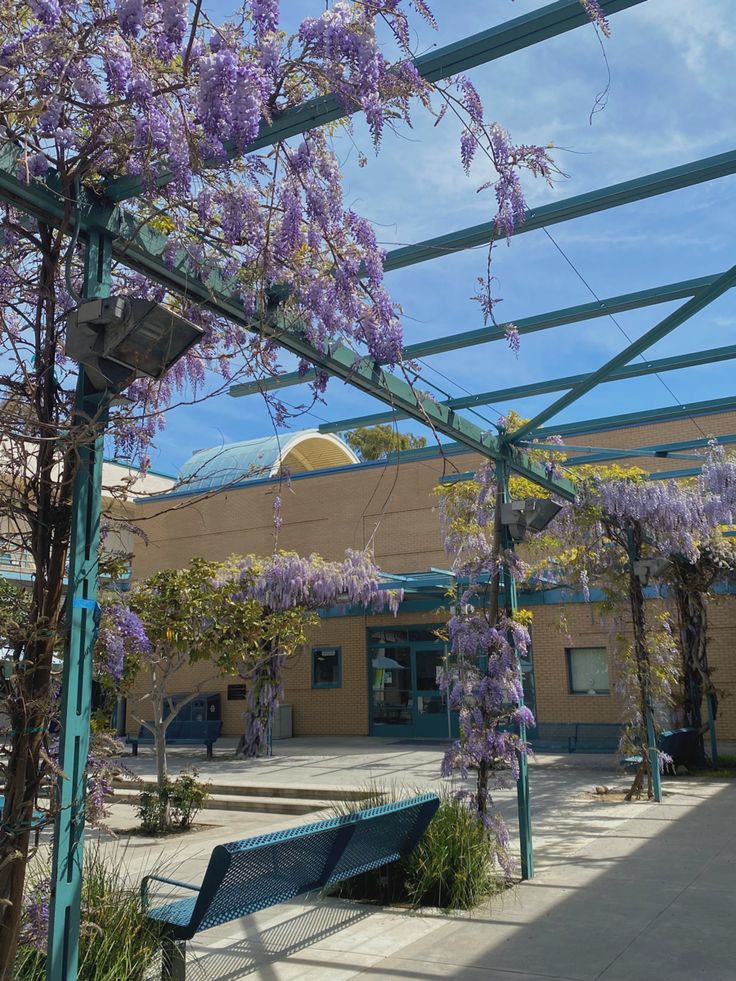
[632,556,671,585]
[500,498,563,543]
[66,295,204,391]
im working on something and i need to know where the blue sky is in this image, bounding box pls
[148,0,736,475]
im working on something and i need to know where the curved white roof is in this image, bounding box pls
[178,429,358,493]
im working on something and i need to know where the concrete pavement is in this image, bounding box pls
[95,738,736,980]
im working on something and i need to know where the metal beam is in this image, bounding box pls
[448,343,736,410]
[316,342,736,433]
[518,441,704,462]
[511,264,736,441]
[564,432,736,467]
[229,369,318,397]
[646,467,702,480]
[532,395,736,439]
[0,148,578,498]
[102,0,646,203]
[228,270,733,398]
[402,272,730,359]
[383,149,736,272]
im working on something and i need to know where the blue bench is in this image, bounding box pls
[0,794,46,846]
[572,723,620,754]
[530,723,620,754]
[142,793,440,980]
[128,720,223,759]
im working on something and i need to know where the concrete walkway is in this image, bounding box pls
[174,778,735,981]
[96,738,736,979]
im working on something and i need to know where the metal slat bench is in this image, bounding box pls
[128,720,223,759]
[572,723,620,754]
[0,794,45,846]
[142,793,439,980]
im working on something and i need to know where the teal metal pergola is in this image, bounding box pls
[1,1,733,976]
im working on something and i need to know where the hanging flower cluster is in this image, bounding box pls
[434,461,537,873]
[98,604,152,681]
[234,548,402,614]
[0,0,607,475]
[215,548,402,757]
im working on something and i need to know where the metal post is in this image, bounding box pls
[497,459,534,880]
[626,531,662,803]
[47,232,112,981]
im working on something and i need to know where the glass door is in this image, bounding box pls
[371,643,413,732]
[414,647,455,739]
[369,627,459,739]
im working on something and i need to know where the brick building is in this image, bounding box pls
[127,409,736,743]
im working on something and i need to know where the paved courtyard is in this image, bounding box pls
[95,738,735,980]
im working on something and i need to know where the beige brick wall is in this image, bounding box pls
[126,412,736,742]
[125,595,736,742]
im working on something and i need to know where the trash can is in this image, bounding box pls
[272,704,293,740]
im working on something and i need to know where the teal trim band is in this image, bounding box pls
[72,598,99,611]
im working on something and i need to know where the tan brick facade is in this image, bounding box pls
[127,412,736,743]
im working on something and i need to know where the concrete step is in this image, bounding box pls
[112,779,376,803]
[111,788,332,815]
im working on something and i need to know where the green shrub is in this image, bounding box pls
[333,790,505,910]
[136,769,209,834]
[169,771,209,829]
[15,844,163,980]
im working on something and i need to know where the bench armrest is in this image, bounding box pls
[141,874,201,907]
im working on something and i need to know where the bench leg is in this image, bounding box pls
[206,742,213,760]
[132,742,138,757]
[161,935,186,981]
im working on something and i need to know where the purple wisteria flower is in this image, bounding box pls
[99,605,152,681]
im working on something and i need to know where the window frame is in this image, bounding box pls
[566,646,610,696]
[311,646,343,690]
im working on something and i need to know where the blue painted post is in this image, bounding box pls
[47,232,112,981]
[497,459,534,881]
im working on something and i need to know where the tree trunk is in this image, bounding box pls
[674,578,712,764]
[0,226,71,969]
[625,541,655,801]
[476,760,489,819]
[150,683,171,828]
[238,649,285,758]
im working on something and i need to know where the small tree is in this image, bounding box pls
[557,469,734,797]
[434,462,536,877]
[100,557,306,801]
[344,426,427,461]
[217,549,403,757]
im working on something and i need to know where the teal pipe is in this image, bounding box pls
[47,232,112,981]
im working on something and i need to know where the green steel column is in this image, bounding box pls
[47,232,112,981]
[497,458,534,880]
[625,532,662,803]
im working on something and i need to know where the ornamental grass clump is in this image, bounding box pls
[15,845,163,980]
[333,790,504,910]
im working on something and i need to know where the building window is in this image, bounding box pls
[567,647,609,695]
[312,647,342,689]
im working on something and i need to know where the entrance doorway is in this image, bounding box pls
[368,625,538,740]
[369,627,457,739]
